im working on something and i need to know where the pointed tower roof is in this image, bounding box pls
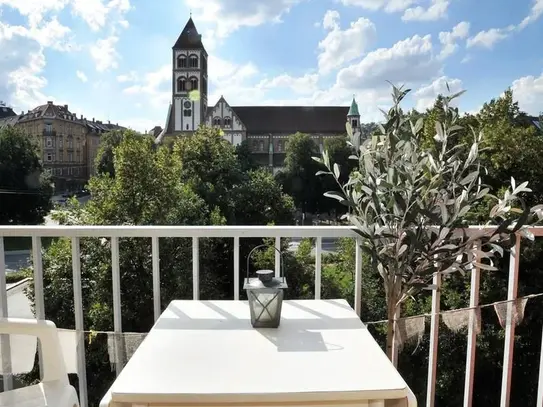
[347,95,360,116]
[173,17,205,50]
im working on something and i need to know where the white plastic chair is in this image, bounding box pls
[0,318,79,407]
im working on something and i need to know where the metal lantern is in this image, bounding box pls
[244,244,288,328]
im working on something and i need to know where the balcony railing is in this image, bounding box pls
[0,225,542,407]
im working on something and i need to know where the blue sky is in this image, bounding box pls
[0,0,542,132]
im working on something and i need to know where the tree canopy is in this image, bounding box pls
[0,126,53,225]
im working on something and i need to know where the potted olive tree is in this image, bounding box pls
[316,84,543,360]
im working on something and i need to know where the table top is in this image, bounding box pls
[109,299,409,404]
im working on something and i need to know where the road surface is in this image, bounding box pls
[288,237,339,253]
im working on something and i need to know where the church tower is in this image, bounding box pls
[347,95,360,133]
[172,17,208,134]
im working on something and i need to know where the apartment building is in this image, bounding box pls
[13,101,124,192]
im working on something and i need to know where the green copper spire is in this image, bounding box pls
[347,95,360,117]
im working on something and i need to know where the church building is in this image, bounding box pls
[157,17,361,172]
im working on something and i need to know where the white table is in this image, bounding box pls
[100,299,417,407]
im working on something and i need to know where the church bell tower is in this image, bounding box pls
[172,17,208,134]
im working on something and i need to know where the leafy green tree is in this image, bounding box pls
[26,128,296,405]
[0,126,53,224]
[174,127,294,225]
[282,132,322,214]
[235,140,259,173]
[318,84,542,359]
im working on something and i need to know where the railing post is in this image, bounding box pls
[151,237,161,321]
[71,237,88,407]
[537,324,543,407]
[110,236,123,376]
[354,238,362,316]
[31,235,45,378]
[426,271,441,407]
[192,237,199,300]
[0,237,13,391]
[463,242,481,407]
[274,237,281,279]
[233,237,240,300]
[315,237,322,300]
[500,237,521,407]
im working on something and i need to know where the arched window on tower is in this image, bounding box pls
[189,77,198,90]
[213,117,221,126]
[177,77,186,92]
[177,55,187,68]
[224,117,232,127]
[189,54,198,68]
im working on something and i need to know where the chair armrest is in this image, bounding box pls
[0,318,69,384]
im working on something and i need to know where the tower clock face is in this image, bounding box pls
[183,101,191,108]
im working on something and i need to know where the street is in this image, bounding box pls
[288,237,339,253]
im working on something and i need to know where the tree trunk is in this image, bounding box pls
[386,294,397,361]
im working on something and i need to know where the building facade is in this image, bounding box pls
[158,17,361,172]
[1,101,124,192]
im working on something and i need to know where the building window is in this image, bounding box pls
[68,152,73,162]
[44,123,53,133]
[76,138,81,149]
[59,152,63,162]
[183,109,192,117]
[76,152,81,162]
[189,77,198,91]
[277,141,283,152]
[224,117,232,127]
[213,117,221,126]
[177,55,187,68]
[46,137,53,148]
[177,77,186,92]
[74,168,79,176]
[46,153,53,162]
[59,137,63,147]
[259,140,264,151]
[189,54,198,68]
[352,119,358,128]
[68,138,73,149]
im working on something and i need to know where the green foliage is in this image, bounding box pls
[235,140,259,172]
[279,132,352,216]
[0,126,53,225]
[319,84,542,358]
[5,269,30,284]
[25,128,296,406]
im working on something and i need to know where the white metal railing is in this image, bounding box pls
[0,225,542,407]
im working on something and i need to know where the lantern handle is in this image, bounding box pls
[246,244,285,282]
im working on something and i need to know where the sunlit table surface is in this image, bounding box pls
[102,299,416,407]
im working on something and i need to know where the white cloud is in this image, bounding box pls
[413,76,463,111]
[185,0,304,39]
[336,34,440,90]
[70,0,131,31]
[518,0,543,29]
[76,70,88,82]
[402,0,449,21]
[338,0,417,13]
[438,21,469,59]
[322,9,340,30]
[0,22,48,110]
[122,65,171,108]
[117,71,138,83]
[511,73,543,115]
[257,74,319,95]
[466,27,512,49]
[317,11,377,74]
[90,36,120,72]
[0,0,69,27]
